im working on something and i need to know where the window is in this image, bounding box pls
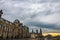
[6,28,8,31]
[9,28,12,32]
[5,26,6,30]
[0,24,2,28]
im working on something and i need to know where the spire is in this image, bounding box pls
[0,10,3,18]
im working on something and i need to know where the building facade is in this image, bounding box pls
[0,10,29,39]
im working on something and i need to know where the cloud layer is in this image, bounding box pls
[0,0,60,32]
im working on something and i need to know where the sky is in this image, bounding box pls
[0,0,60,33]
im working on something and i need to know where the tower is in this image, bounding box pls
[36,29,38,33]
[0,10,3,18]
[32,29,34,33]
[40,28,42,36]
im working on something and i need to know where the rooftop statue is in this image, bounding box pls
[0,10,3,18]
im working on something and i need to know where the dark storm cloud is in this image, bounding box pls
[25,21,60,30]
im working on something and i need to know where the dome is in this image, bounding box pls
[13,19,20,23]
